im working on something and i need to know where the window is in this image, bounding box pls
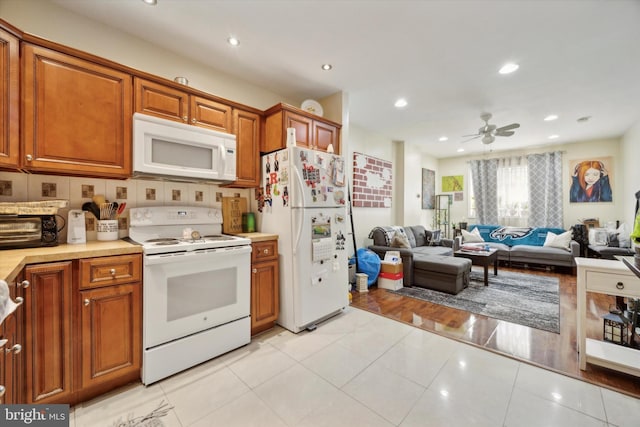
[468,159,529,226]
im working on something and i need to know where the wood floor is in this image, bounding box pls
[350,265,640,399]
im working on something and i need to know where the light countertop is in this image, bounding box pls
[232,232,278,243]
[1,240,142,283]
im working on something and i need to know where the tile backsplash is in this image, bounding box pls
[0,171,251,243]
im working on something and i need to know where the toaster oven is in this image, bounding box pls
[0,214,62,249]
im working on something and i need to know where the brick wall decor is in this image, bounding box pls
[352,152,392,208]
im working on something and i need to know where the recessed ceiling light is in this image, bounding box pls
[544,114,558,121]
[227,37,240,46]
[142,0,157,5]
[548,134,559,139]
[394,98,408,108]
[498,63,519,74]
[457,148,465,153]
[321,64,332,71]
[439,136,448,142]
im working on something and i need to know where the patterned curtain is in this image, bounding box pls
[527,151,563,228]
[470,158,499,224]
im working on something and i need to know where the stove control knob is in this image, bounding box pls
[133,211,143,220]
[208,210,221,219]
[144,210,152,219]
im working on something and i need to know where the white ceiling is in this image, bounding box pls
[52,0,640,158]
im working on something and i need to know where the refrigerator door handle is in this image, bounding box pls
[293,209,303,256]
[292,165,305,208]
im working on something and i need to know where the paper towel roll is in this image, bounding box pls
[0,279,19,326]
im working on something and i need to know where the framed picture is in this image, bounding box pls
[422,168,435,209]
[569,157,613,203]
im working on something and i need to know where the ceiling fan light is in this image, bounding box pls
[482,135,495,144]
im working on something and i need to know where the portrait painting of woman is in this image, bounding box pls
[569,159,613,203]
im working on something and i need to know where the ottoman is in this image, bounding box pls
[412,255,472,294]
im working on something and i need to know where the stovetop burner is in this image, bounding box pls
[145,238,180,245]
[129,206,252,255]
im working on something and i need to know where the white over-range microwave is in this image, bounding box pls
[133,112,237,182]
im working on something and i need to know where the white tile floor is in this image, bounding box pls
[72,307,640,427]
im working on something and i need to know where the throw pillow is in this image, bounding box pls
[461,228,484,243]
[543,230,572,251]
[429,229,442,246]
[390,231,411,248]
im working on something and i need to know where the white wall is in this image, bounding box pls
[348,125,394,250]
[621,121,640,229]
[0,0,292,109]
[438,137,625,230]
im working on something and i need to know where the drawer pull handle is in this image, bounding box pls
[84,299,90,306]
[19,280,30,288]
[110,268,116,276]
[616,282,624,290]
[263,249,269,254]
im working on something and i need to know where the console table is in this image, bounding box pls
[575,257,640,376]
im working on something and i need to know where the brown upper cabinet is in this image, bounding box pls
[263,104,341,154]
[225,108,261,188]
[134,77,232,133]
[0,24,20,169]
[22,44,132,178]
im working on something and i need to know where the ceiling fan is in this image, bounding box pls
[461,112,520,144]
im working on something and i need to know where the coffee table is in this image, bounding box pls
[454,248,499,286]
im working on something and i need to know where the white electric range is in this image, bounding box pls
[129,206,252,385]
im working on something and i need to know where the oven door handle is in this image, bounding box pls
[144,245,252,266]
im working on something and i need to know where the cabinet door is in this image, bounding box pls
[134,77,189,123]
[0,27,19,168]
[251,258,280,336]
[227,108,261,188]
[191,96,232,132]
[0,311,20,404]
[313,120,340,154]
[284,111,313,149]
[24,261,73,404]
[22,44,132,178]
[79,283,141,389]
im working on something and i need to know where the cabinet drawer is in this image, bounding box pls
[79,254,142,289]
[585,270,640,296]
[252,240,278,263]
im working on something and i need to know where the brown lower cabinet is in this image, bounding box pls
[251,239,280,336]
[21,254,141,405]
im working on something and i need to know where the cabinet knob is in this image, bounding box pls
[110,268,116,276]
[191,118,196,124]
[0,385,5,397]
[84,299,90,306]
[616,282,624,290]
[26,154,33,161]
[14,297,23,307]
[7,344,21,354]
[263,249,269,255]
[0,339,6,350]
[252,268,257,274]
[19,280,30,288]
[183,116,188,122]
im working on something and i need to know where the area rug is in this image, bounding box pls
[391,269,560,333]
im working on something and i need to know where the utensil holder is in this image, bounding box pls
[97,220,118,241]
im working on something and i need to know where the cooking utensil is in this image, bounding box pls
[82,202,100,219]
[116,202,126,217]
[92,194,106,205]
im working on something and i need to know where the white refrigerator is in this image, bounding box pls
[258,146,349,333]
